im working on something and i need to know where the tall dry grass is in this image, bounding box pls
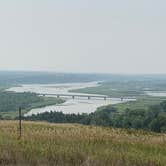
[0,120,166,166]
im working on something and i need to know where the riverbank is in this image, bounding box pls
[0,91,65,119]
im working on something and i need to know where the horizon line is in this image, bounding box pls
[1,69,166,75]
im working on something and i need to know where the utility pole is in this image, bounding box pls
[18,107,22,139]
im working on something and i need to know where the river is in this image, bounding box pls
[145,91,166,97]
[7,82,135,116]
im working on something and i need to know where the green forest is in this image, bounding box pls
[0,92,64,119]
[24,100,166,133]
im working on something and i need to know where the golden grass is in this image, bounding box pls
[0,120,166,166]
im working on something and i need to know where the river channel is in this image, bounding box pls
[7,82,134,116]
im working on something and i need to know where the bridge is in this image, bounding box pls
[38,93,108,100]
[38,93,136,101]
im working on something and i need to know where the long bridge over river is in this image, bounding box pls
[38,93,136,101]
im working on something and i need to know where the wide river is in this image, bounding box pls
[7,82,135,116]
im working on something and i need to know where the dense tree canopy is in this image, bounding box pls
[24,101,166,133]
[0,92,41,112]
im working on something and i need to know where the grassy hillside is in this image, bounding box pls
[0,121,166,166]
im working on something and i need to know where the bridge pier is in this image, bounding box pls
[72,96,75,99]
[88,96,91,100]
[57,95,60,98]
[104,97,107,100]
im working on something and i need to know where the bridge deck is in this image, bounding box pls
[38,93,136,100]
[38,93,107,98]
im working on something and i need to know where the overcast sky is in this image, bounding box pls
[0,0,166,74]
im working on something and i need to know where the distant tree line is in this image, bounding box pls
[23,101,166,133]
[0,71,114,84]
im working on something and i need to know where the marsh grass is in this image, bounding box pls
[0,121,166,166]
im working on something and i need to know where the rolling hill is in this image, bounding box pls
[0,121,166,166]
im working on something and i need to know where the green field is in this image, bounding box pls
[0,121,166,166]
[112,96,166,111]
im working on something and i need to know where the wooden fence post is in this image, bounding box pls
[18,107,22,139]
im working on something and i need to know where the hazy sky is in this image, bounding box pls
[0,0,166,74]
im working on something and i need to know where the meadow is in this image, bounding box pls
[113,96,166,110]
[0,121,166,166]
